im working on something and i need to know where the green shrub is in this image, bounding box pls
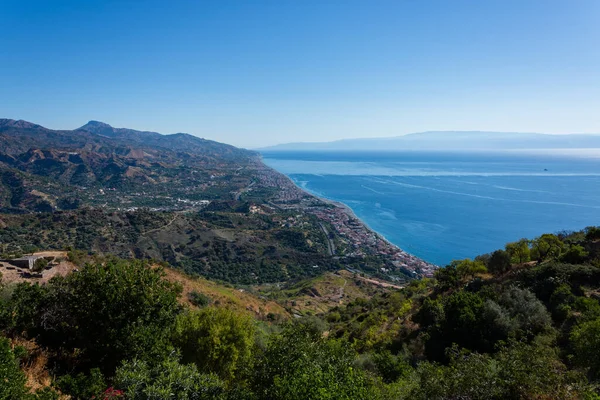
[188,290,212,307]
[114,356,225,400]
[172,308,255,381]
[0,336,28,399]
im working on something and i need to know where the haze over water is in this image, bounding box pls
[262,151,600,266]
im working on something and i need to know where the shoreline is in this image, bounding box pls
[258,159,437,274]
[302,183,437,266]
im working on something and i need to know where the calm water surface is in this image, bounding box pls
[261,150,600,266]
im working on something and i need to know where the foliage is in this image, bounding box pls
[171,307,255,381]
[114,356,225,400]
[488,249,511,275]
[54,368,106,399]
[505,238,531,264]
[10,260,182,374]
[433,264,459,290]
[252,322,376,400]
[410,341,594,400]
[2,226,600,398]
[454,258,487,280]
[0,336,28,399]
[571,317,600,380]
[188,290,212,307]
[493,286,552,338]
[531,233,564,262]
[32,257,48,272]
[561,244,589,264]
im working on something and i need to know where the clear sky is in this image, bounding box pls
[1,0,599,148]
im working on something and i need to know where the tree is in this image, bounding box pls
[585,226,600,241]
[424,291,490,360]
[0,336,28,400]
[30,260,182,374]
[488,249,511,275]
[455,258,487,280]
[531,234,564,262]
[570,317,600,380]
[32,258,48,273]
[497,286,551,337]
[434,264,459,291]
[412,341,595,400]
[560,245,589,264]
[252,322,375,400]
[505,239,531,264]
[171,308,255,381]
[54,368,106,399]
[414,297,444,328]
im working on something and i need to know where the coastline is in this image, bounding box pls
[257,159,437,276]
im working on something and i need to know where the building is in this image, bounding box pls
[2,256,43,270]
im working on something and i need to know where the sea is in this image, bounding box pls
[261,150,600,267]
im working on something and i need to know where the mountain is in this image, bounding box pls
[0,118,252,159]
[0,117,430,283]
[0,119,258,212]
[78,120,249,158]
[260,131,600,151]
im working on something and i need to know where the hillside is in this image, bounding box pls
[0,206,426,284]
[260,130,600,152]
[2,227,600,398]
[0,119,256,213]
[0,251,289,322]
[0,118,434,281]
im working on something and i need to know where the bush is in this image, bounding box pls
[571,317,600,380]
[411,341,594,400]
[54,368,106,399]
[114,356,225,400]
[252,322,375,400]
[488,250,511,275]
[32,258,48,273]
[171,308,255,381]
[0,336,28,399]
[188,291,212,307]
[23,261,182,374]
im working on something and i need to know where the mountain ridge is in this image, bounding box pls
[260,130,600,151]
[0,118,258,213]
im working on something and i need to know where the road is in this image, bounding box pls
[319,223,336,256]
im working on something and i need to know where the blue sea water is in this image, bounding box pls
[261,150,600,266]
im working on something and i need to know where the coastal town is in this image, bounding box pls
[255,164,438,278]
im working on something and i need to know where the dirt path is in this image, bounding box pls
[357,276,404,290]
[338,277,347,301]
[141,214,179,236]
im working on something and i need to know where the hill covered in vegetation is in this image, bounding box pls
[2,227,600,399]
[0,118,256,213]
[0,118,432,280]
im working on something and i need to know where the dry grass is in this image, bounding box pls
[160,267,291,320]
[273,270,393,316]
[10,337,52,392]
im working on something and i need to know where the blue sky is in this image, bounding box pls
[1,0,599,148]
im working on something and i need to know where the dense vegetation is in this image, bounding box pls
[0,119,257,213]
[0,208,408,284]
[2,227,600,398]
